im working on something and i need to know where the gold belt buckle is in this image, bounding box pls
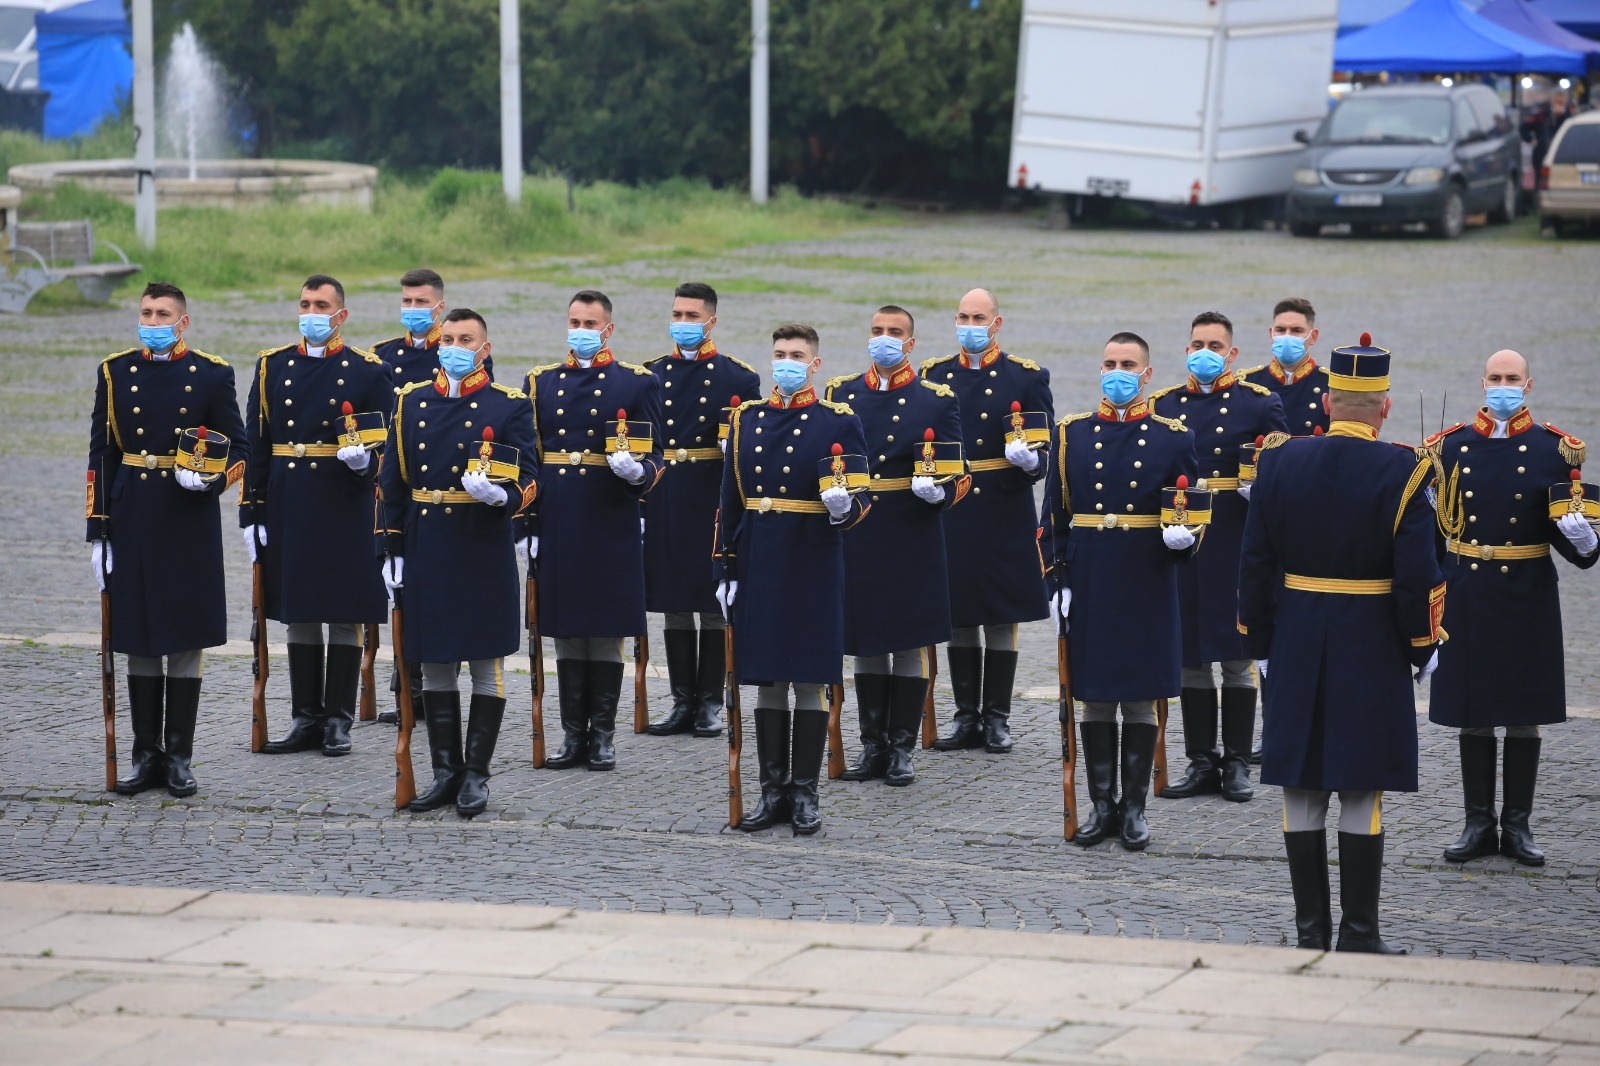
[568,451,582,466]
[1102,514,1116,529]
[1479,544,1495,561]
[759,497,773,514]
[292,443,306,458]
[430,489,443,505]
[676,447,689,462]
[143,454,158,470]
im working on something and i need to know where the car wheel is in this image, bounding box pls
[1488,176,1517,225]
[1432,188,1466,239]
[1288,219,1320,237]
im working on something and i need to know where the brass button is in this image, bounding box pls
[677,448,689,461]
[293,443,306,458]
[431,490,444,505]
[143,454,158,469]
[1102,514,1117,528]
[759,497,773,513]
[568,451,582,465]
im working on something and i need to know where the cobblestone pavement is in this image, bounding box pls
[3,219,1598,964]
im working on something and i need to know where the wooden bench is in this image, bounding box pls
[1,219,142,313]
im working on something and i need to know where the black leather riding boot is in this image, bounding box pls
[408,689,464,812]
[933,646,984,751]
[1119,722,1158,851]
[544,659,589,769]
[692,626,726,737]
[163,676,200,797]
[980,649,1017,753]
[884,675,927,787]
[1160,686,1220,798]
[115,674,166,794]
[840,673,889,782]
[1335,832,1406,954]
[1443,732,1499,863]
[587,661,624,771]
[263,642,324,753]
[647,629,698,736]
[739,706,791,831]
[790,708,827,836]
[320,642,360,756]
[455,694,506,818]
[1219,686,1256,802]
[1073,721,1120,846]
[1285,830,1332,950]
[1500,736,1545,867]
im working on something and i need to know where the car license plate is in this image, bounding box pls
[1581,172,1600,185]
[1334,193,1383,207]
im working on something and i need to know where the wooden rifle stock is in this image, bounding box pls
[921,645,938,748]
[100,577,116,792]
[1154,696,1171,797]
[249,560,269,754]
[528,577,545,767]
[633,633,649,733]
[358,623,378,720]
[826,683,846,780]
[725,622,742,828]
[391,602,417,809]
[1058,632,1078,842]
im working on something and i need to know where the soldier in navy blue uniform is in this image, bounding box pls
[826,306,963,787]
[921,289,1053,755]
[242,275,393,758]
[717,323,870,834]
[1239,335,1445,954]
[523,290,665,772]
[87,282,248,797]
[1427,349,1597,867]
[1152,312,1286,804]
[642,282,761,739]
[1238,297,1330,437]
[1040,332,1199,852]
[377,309,537,817]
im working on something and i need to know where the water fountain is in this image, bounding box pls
[163,23,227,182]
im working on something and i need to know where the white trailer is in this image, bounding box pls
[1007,0,1339,223]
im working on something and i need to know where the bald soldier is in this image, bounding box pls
[1426,349,1597,867]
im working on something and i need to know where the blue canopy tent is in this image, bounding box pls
[1481,0,1600,69]
[1339,0,1418,36]
[1336,0,1588,74]
[36,0,130,139]
[1530,0,1600,39]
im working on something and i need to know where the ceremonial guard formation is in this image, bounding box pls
[1040,332,1199,851]
[1426,349,1597,867]
[826,306,965,786]
[1239,335,1445,954]
[524,290,664,772]
[88,282,247,797]
[244,275,393,758]
[1152,312,1286,803]
[718,324,869,834]
[922,289,1053,755]
[642,283,760,739]
[378,309,537,816]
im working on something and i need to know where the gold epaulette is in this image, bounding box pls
[920,354,955,375]
[918,379,955,398]
[1009,356,1042,371]
[734,397,766,415]
[396,379,431,399]
[1423,422,1466,450]
[820,398,855,417]
[490,382,528,401]
[1544,422,1586,466]
[374,335,406,350]
[824,373,859,396]
[1259,431,1291,452]
[1057,411,1095,428]
[1148,383,1183,403]
[257,344,294,360]
[349,345,383,365]
[1151,413,1187,432]
[1396,454,1435,534]
[1235,378,1273,397]
[619,360,654,377]
[725,354,758,374]
[1237,364,1268,380]
[102,347,140,364]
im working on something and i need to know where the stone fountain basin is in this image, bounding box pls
[6,159,378,212]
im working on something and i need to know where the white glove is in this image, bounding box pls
[462,470,508,506]
[911,476,946,505]
[1556,512,1599,556]
[174,468,209,492]
[1004,438,1040,473]
[1162,523,1197,550]
[1415,648,1439,685]
[1237,481,1253,502]
[1256,659,1268,679]
[383,555,404,595]
[515,536,538,563]
[716,579,738,620]
[337,444,370,472]
[91,540,112,591]
[821,485,852,521]
[242,525,266,564]
[1051,588,1071,632]
[608,450,646,484]
[719,438,728,455]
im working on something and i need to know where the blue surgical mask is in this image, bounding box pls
[868,335,904,369]
[299,313,337,345]
[401,307,436,337]
[438,344,480,380]
[1271,334,1307,367]
[1102,369,1143,407]
[669,321,706,350]
[138,323,177,353]
[956,325,991,355]
[568,328,605,359]
[771,360,810,395]
[1187,349,1227,384]
[1485,386,1525,420]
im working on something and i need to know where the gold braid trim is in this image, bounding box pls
[1395,455,1434,536]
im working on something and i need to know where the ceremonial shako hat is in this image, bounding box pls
[1239,435,1263,483]
[718,395,742,442]
[818,442,870,494]
[1161,475,1214,527]
[1006,401,1051,449]
[1327,332,1391,392]
[606,408,653,455]
[1549,469,1600,521]
[471,426,521,482]
[176,426,229,475]
[337,401,387,449]
[915,428,965,483]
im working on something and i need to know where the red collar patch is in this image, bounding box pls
[1269,357,1317,385]
[434,366,491,397]
[770,384,818,409]
[671,340,718,362]
[1098,397,1149,422]
[865,360,917,391]
[297,337,346,358]
[141,339,189,361]
[957,344,1002,369]
[566,347,616,369]
[1473,406,1533,437]
[1188,370,1236,392]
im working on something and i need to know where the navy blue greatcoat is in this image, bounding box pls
[241,338,392,624]
[643,341,761,614]
[1238,358,1330,436]
[920,347,1053,629]
[86,343,249,657]
[826,362,963,658]
[715,386,870,685]
[377,367,537,663]
[1238,423,1446,793]
[1153,372,1287,665]
[374,327,495,402]
[1040,399,1199,703]
[1427,409,1596,728]
[523,349,665,639]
